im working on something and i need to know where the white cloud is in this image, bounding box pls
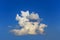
[10,11,47,35]
[21,11,29,17]
[28,12,39,20]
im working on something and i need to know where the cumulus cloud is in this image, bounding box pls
[10,11,47,35]
[28,12,39,20]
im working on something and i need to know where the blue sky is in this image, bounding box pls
[0,0,60,40]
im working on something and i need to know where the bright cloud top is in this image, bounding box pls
[11,11,47,35]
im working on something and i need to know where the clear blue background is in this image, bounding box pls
[0,0,60,40]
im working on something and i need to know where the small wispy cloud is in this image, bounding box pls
[10,11,47,35]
